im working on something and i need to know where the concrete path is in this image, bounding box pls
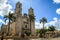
[0,37,60,40]
[31,37,60,40]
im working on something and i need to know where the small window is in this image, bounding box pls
[25,25,27,28]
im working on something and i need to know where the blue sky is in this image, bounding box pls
[0,0,60,29]
[7,0,60,22]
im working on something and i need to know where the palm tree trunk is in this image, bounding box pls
[43,22,45,37]
[43,23,44,30]
[8,19,10,35]
[8,14,10,35]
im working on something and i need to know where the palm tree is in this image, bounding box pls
[25,31,31,36]
[48,25,55,32]
[28,14,35,34]
[40,17,47,37]
[4,12,16,35]
[39,28,47,37]
[40,17,47,29]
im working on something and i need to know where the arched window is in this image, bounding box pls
[25,25,27,28]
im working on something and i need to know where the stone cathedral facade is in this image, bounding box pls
[10,2,35,36]
[1,2,35,37]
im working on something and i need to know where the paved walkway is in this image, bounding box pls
[31,37,60,40]
[0,37,60,40]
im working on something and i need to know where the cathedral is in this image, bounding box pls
[1,2,35,37]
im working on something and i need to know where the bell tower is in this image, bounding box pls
[15,2,22,36]
[15,2,22,16]
[28,7,35,36]
[28,7,34,15]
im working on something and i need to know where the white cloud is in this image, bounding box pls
[0,0,7,4]
[0,19,5,24]
[0,0,13,16]
[35,22,48,29]
[35,22,42,29]
[53,17,58,21]
[46,17,60,29]
[56,8,60,15]
[5,19,9,25]
[53,0,60,15]
[53,0,60,4]
[35,17,60,30]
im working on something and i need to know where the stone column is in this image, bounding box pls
[31,21,35,36]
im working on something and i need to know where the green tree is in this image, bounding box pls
[48,25,55,32]
[25,31,31,36]
[36,29,40,34]
[4,12,16,35]
[39,28,47,37]
[40,17,47,37]
[40,17,47,29]
[28,14,35,34]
